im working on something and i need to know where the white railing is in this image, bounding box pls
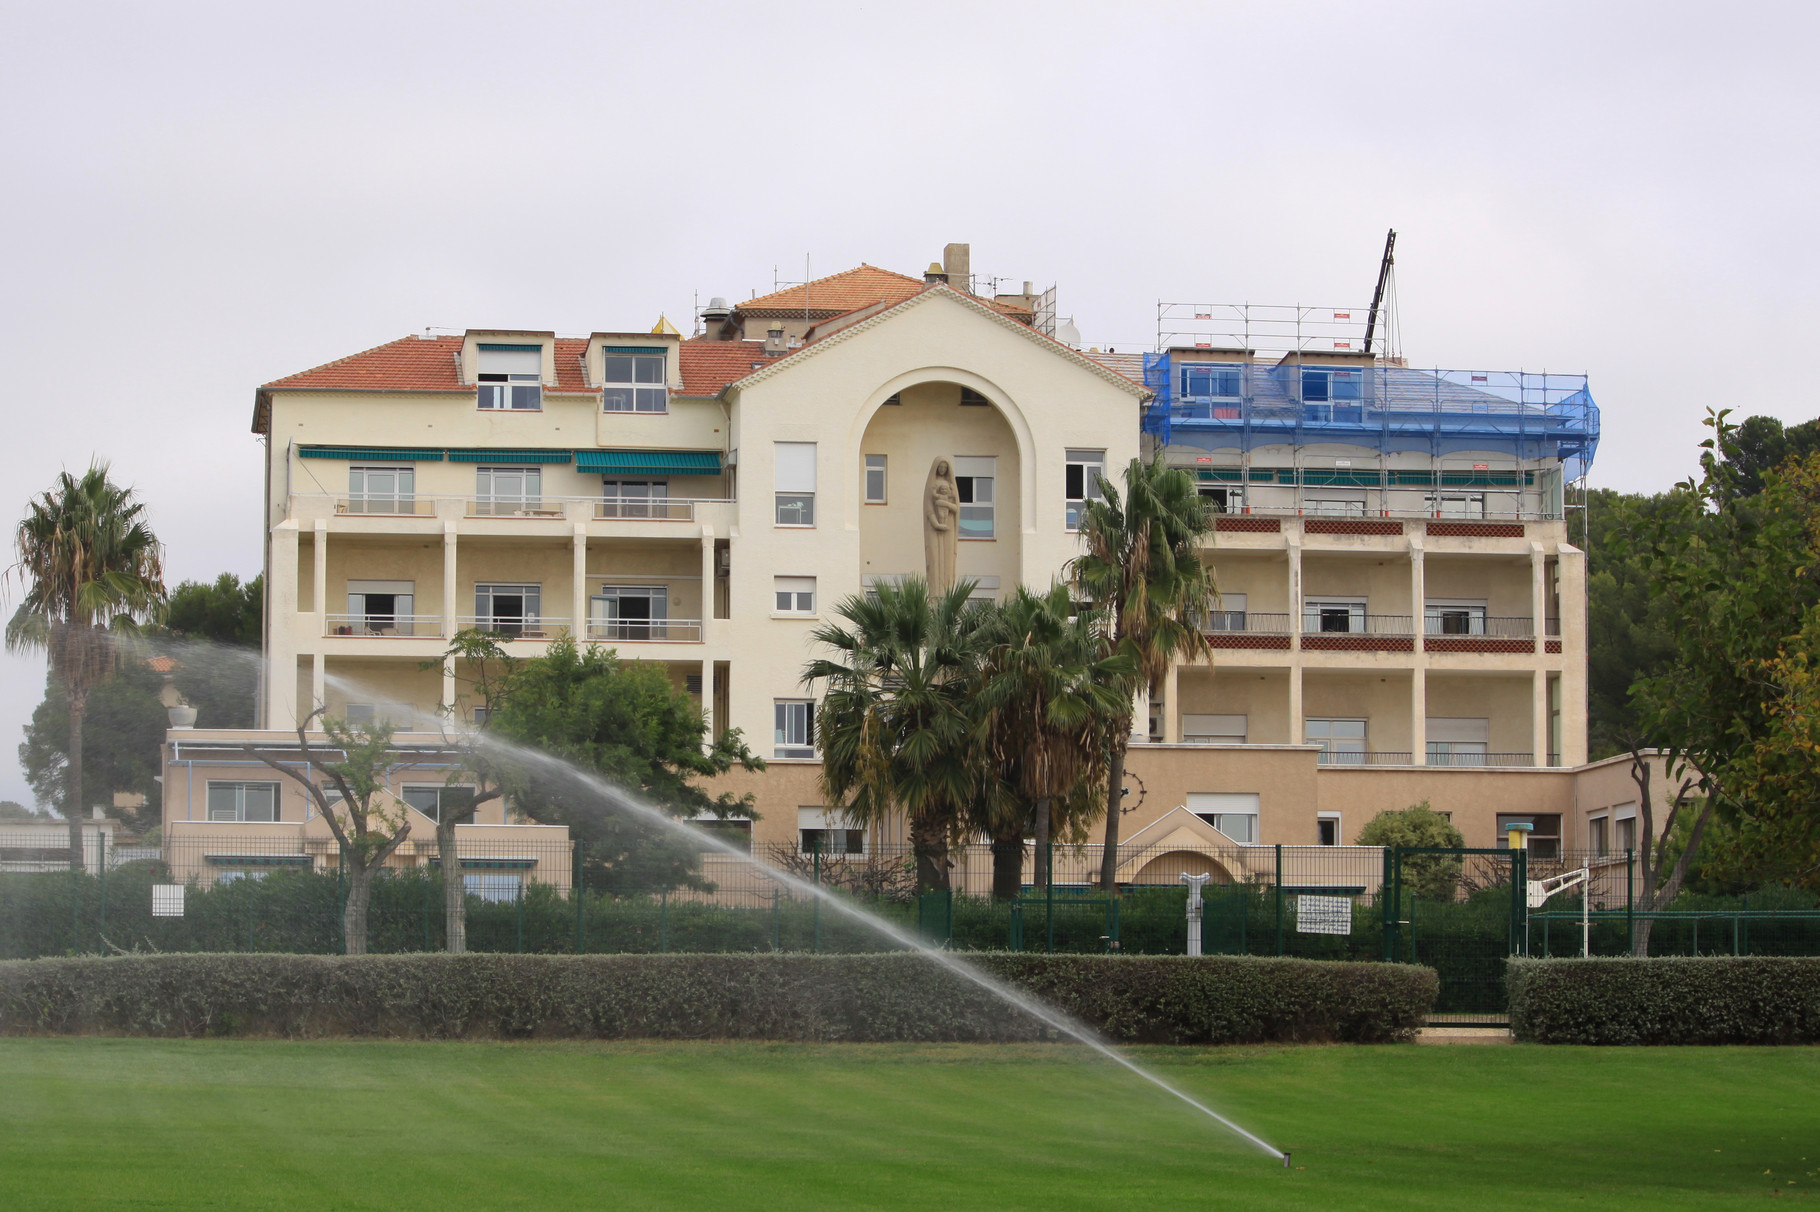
[585,618,703,643]
[324,613,444,638]
[288,494,736,523]
[455,616,573,640]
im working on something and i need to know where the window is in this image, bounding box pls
[1425,600,1488,636]
[1588,815,1609,857]
[602,351,667,413]
[1304,598,1366,634]
[1497,813,1562,860]
[959,387,988,407]
[402,784,477,825]
[694,817,753,854]
[1306,718,1367,764]
[206,781,279,823]
[601,479,668,518]
[1426,718,1489,767]
[953,456,995,539]
[775,442,816,526]
[1198,484,1243,513]
[774,576,815,614]
[1182,714,1247,744]
[591,584,667,639]
[864,454,888,504]
[1615,814,1637,853]
[1204,592,1247,632]
[343,702,413,728]
[1303,493,1368,517]
[465,872,522,903]
[1180,364,1242,398]
[799,809,864,855]
[1300,368,1363,404]
[1317,813,1342,846]
[775,699,815,758]
[1187,792,1259,844]
[1429,493,1486,519]
[477,344,542,410]
[347,466,413,513]
[475,583,542,637]
[475,466,542,515]
[342,580,415,637]
[1065,449,1105,530]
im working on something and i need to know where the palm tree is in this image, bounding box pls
[975,584,1131,899]
[1071,454,1216,893]
[6,466,165,866]
[806,577,991,894]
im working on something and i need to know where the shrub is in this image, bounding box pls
[0,952,1435,1044]
[1508,956,1820,1044]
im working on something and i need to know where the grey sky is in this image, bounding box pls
[1,1,1815,809]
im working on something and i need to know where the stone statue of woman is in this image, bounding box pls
[924,456,960,595]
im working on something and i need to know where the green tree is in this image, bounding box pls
[1583,488,1678,758]
[1721,413,1820,500]
[242,710,412,954]
[5,465,165,865]
[974,584,1131,898]
[1070,454,1216,894]
[808,577,993,895]
[19,660,166,830]
[484,637,762,896]
[1355,801,1466,901]
[161,573,262,728]
[0,800,52,820]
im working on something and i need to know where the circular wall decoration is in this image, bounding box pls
[1118,771,1148,815]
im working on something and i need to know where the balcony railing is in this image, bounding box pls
[456,616,572,640]
[1302,613,1414,635]
[336,497,436,516]
[325,613,443,638]
[595,497,700,521]
[1202,611,1292,634]
[1426,751,1536,767]
[1423,615,1536,638]
[585,618,704,643]
[1316,750,1413,766]
[290,494,734,523]
[467,498,566,518]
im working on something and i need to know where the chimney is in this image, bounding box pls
[701,296,732,340]
[764,321,788,356]
[942,243,972,294]
[924,261,947,285]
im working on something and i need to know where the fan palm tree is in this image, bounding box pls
[6,466,165,866]
[975,584,1132,899]
[805,577,991,894]
[1071,454,1216,893]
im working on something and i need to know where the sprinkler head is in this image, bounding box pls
[1282,1153,1291,1169]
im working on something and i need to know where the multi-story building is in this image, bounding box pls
[165,245,1645,887]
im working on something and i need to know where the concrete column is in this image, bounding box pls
[1411,669,1427,766]
[572,526,588,640]
[442,523,458,640]
[1289,664,1304,746]
[700,528,715,633]
[1530,540,1547,642]
[1287,532,1303,641]
[1533,668,1549,768]
[311,519,328,621]
[701,659,715,750]
[311,652,325,716]
[1160,660,1181,743]
[267,522,300,729]
[1557,545,1589,765]
[1410,538,1426,654]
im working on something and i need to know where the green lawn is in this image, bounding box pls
[0,1039,1815,1210]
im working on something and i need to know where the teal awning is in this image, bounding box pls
[575,449,723,476]
[204,853,312,867]
[299,447,444,461]
[446,449,572,464]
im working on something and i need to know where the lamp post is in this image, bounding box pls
[1181,872,1211,957]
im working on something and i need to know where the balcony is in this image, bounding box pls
[585,618,703,644]
[1423,615,1539,654]
[1300,613,1414,653]
[324,613,443,638]
[1202,611,1292,650]
[457,616,573,641]
[1425,751,1535,767]
[288,494,735,528]
[1316,750,1414,766]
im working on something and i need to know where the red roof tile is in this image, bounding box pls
[739,264,1031,321]
[678,339,773,396]
[261,336,594,394]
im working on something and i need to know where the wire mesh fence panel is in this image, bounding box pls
[1527,910,1820,958]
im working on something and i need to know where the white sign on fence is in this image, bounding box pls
[1295,894,1351,936]
[151,885,185,918]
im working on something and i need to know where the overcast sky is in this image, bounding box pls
[1,1,1815,809]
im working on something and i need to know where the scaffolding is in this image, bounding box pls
[1143,302,1600,526]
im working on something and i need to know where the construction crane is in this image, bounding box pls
[1362,228,1397,355]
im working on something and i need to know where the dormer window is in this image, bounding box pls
[477,344,542,411]
[602,350,668,413]
[1181,365,1241,398]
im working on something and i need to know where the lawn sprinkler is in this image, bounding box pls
[1283,1152,1291,1169]
[1180,872,1211,957]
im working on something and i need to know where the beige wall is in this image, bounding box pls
[1175,669,1294,744]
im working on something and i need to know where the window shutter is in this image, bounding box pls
[774,443,817,492]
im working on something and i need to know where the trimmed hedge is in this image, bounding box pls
[0,952,1435,1044]
[1509,956,1820,1044]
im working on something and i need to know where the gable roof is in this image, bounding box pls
[677,339,774,396]
[738,263,1033,321]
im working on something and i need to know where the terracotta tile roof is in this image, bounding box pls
[678,339,773,396]
[739,264,1031,321]
[1084,350,1147,386]
[145,655,179,674]
[261,336,595,394]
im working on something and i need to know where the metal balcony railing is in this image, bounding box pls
[1423,615,1537,638]
[336,497,436,516]
[585,618,704,643]
[1546,617,1561,637]
[1302,613,1414,635]
[595,497,700,521]
[324,613,442,638]
[467,498,566,518]
[289,494,736,522]
[1316,750,1413,766]
[1202,611,1292,634]
[456,616,572,640]
[1425,751,1535,767]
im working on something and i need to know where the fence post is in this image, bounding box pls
[1045,835,1055,955]
[573,840,585,955]
[515,878,524,954]
[661,889,670,954]
[336,844,346,955]
[1380,846,1394,961]
[97,835,107,957]
[422,858,432,954]
[770,887,780,952]
[1274,844,1284,957]
[70,863,80,957]
[1511,847,1527,957]
[812,834,822,955]
[1625,848,1635,955]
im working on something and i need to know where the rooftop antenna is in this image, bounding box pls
[1363,228,1397,355]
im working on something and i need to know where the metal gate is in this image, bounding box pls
[1382,846,1526,1027]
